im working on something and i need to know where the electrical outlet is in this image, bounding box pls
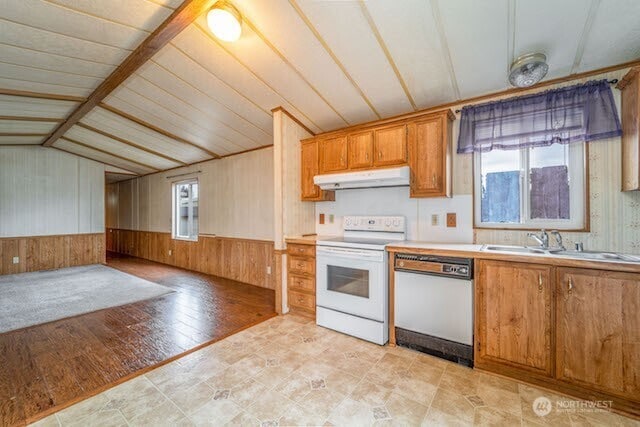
[266,266,271,275]
[12,256,19,264]
[168,249,172,256]
[446,213,457,228]
[319,213,325,225]
[431,214,439,226]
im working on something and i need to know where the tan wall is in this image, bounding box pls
[0,146,104,237]
[106,147,275,241]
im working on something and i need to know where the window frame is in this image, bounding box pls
[472,143,590,232]
[171,178,199,242]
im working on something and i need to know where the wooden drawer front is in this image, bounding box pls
[288,274,315,292]
[287,244,315,258]
[289,290,315,311]
[289,256,315,276]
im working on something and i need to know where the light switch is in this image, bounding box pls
[168,249,172,256]
[329,214,335,223]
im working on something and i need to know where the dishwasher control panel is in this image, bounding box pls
[395,253,473,279]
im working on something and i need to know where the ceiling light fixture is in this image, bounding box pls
[207,1,242,42]
[509,53,549,88]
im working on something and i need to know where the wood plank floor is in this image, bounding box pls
[0,252,276,427]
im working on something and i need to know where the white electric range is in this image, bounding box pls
[315,216,406,345]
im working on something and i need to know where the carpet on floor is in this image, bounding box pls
[0,264,173,333]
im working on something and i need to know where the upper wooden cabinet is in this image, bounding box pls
[408,111,453,198]
[348,131,373,169]
[619,67,640,191]
[556,267,640,400]
[373,124,407,167]
[475,260,553,377]
[300,109,454,201]
[300,140,335,202]
[319,136,348,174]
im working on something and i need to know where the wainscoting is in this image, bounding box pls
[0,233,106,275]
[106,229,275,289]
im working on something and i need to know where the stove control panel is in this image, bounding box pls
[343,216,405,233]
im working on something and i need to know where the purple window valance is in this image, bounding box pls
[457,79,622,154]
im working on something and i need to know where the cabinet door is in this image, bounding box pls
[348,131,373,169]
[476,260,553,376]
[409,115,448,197]
[556,268,640,400]
[373,124,407,166]
[301,140,320,200]
[319,136,348,173]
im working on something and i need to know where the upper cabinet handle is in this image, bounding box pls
[432,174,437,186]
[538,273,543,292]
[568,277,573,294]
[378,151,382,159]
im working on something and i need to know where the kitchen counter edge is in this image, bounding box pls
[386,242,640,274]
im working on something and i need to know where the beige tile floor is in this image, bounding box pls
[31,315,639,427]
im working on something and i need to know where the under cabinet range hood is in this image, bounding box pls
[314,166,410,190]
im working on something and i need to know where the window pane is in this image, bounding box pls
[480,150,520,223]
[529,145,570,220]
[177,184,190,238]
[191,183,199,237]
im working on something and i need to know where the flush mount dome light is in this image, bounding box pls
[207,1,242,42]
[509,53,549,88]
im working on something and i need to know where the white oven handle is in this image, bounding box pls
[316,246,384,261]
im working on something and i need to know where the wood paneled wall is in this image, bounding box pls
[106,229,275,290]
[0,233,105,275]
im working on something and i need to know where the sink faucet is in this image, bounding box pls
[527,229,549,249]
[550,230,566,251]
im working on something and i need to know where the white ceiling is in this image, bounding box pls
[1,0,639,176]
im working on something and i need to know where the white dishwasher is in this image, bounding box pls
[394,253,474,366]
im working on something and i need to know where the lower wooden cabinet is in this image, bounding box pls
[475,260,552,376]
[475,260,640,417]
[556,268,640,401]
[287,243,316,318]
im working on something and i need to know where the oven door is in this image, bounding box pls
[316,246,386,322]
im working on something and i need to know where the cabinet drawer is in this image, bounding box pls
[288,274,315,292]
[288,256,315,276]
[289,290,315,311]
[287,244,315,258]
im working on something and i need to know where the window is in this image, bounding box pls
[172,179,198,241]
[474,142,586,230]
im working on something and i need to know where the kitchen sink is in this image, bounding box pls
[481,245,640,263]
[481,245,549,254]
[550,250,640,262]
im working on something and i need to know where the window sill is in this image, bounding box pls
[172,236,199,242]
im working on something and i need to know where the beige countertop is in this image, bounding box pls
[284,235,319,245]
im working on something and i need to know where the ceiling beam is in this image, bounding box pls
[0,88,85,102]
[60,136,160,171]
[42,0,219,147]
[98,103,220,158]
[0,116,64,122]
[76,122,187,166]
